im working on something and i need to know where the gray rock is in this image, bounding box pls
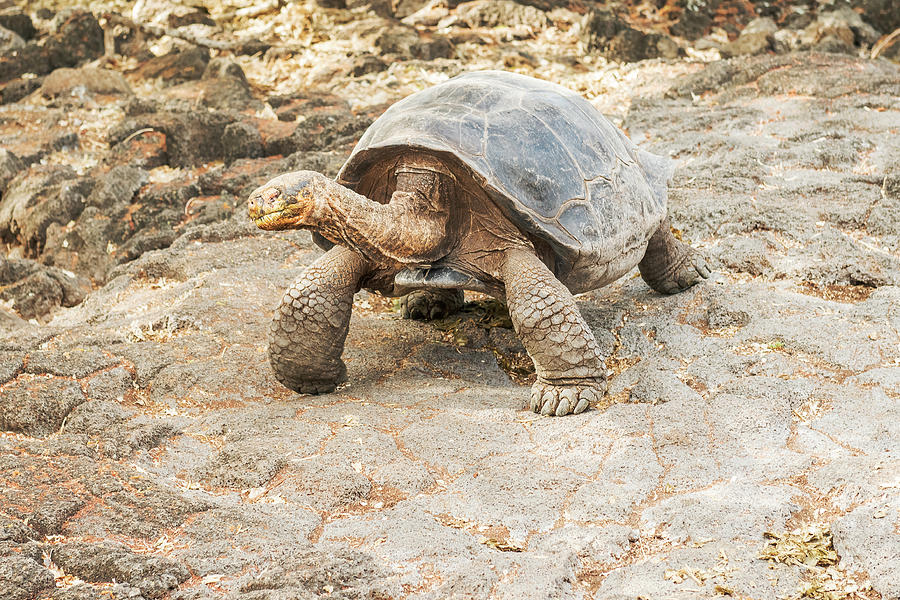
[705,293,751,328]
[63,400,133,435]
[52,583,103,600]
[629,367,697,405]
[345,0,392,17]
[26,348,120,378]
[0,165,91,254]
[0,555,56,600]
[802,228,900,287]
[45,11,105,70]
[0,11,103,82]
[706,386,812,480]
[743,16,777,36]
[61,474,205,539]
[832,498,900,600]
[373,23,453,61]
[773,28,801,53]
[0,76,40,105]
[51,543,189,599]
[232,549,400,600]
[455,0,548,30]
[593,542,801,600]
[134,46,210,84]
[171,504,320,577]
[649,395,723,490]
[534,523,633,564]
[41,67,133,99]
[721,18,776,58]
[415,345,513,387]
[0,256,92,320]
[0,24,24,52]
[109,110,238,168]
[3,38,900,600]
[193,62,260,112]
[167,7,216,29]
[83,367,135,401]
[667,52,900,100]
[198,442,288,489]
[582,8,681,62]
[857,0,900,32]
[850,366,900,395]
[417,453,582,539]
[808,456,900,511]
[86,165,147,210]
[811,387,900,455]
[0,453,94,535]
[0,514,38,544]
[0,377,86,436]
[0,149,23,195]
[398,411,531,474]
[642,483,800,543]
[801,7,881,51]
[222,121,263,163]
[568,436,662,523]
[0,350,24,383]
[0,12,36,41]
[349,52,388,77]
[721,31,772,58]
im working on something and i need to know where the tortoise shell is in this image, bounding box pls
[337,70,670,288]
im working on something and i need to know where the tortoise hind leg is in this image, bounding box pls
[400,289,465,320]
[269,246,370,394]
[501,248,607,416]
[639,217,711,294]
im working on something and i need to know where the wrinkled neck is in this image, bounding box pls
[310,176,451,267]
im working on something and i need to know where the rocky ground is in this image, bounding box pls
[1,1,899,599]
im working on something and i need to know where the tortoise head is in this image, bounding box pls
[248,171,327,230]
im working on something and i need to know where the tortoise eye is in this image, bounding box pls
[261,188,280,203]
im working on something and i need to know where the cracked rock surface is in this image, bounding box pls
[1,2,899,599]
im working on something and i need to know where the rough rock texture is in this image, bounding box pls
[0,256,91,320]
[41,67,133,99]
[1,1,899,599]
[51,543,189,599]
[581,8,681,62]
[0,10,103,83]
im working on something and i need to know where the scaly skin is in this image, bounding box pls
[639,218,711,294]
[268,246,370,394]
[501,248,607,416]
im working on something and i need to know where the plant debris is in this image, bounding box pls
[760,525,873,600]
[432,299,536,383]
[760,525,838,568]
[664,566,710,585]
[480,537,525,552]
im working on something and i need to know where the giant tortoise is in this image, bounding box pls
[247,70,709,416]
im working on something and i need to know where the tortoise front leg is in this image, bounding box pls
[268,246,371,394]
[501,248,607,416]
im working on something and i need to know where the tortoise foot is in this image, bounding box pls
[639,219,711,295]
[529,378,606,416]
[651,244,711,294]
[400,289,465,321]
[273,362,347,395]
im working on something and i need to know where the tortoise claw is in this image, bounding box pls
[400,289,465,321]
[530,379,607,417]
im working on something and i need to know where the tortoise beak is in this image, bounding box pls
[248,185,291,229]
[249,172,322,230]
